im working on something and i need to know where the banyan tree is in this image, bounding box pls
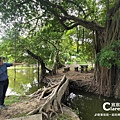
[0,0,120,98]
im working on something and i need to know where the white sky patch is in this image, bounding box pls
[42,45,45,48]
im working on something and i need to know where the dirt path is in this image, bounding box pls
[0,98,44,119]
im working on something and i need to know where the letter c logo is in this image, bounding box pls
[103,102,110,111]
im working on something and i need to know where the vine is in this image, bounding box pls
[96,40,120,69]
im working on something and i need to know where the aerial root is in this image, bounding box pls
[27,75,69,120]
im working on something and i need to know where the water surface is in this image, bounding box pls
[67,90,120,120]
[7,67,43,95]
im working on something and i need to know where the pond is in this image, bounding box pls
[67,90,120,120]
[7,67,44,95]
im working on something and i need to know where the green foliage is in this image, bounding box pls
[0,0,109,66]
[0,33,26,62]
[0,0,108,33]
[97,40,120,69]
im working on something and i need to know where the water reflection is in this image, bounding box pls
[69,92,76,99]
[6,87,18,96]
[7,67,44,95]
[67,90,120,120]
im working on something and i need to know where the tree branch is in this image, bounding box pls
[26,49,43,62]
[54,4,68,16]
[13,0,105,31]
[44,1,105,31]
[65,0,86,16]
[58,15,105,31]
[26,49,52,73]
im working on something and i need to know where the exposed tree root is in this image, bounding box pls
[28,75,71,120]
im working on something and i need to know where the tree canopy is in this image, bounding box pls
[1,0,119,31]
[0,0,120,64]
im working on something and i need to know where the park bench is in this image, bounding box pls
[80,65,88,73]
[74,66,79,71]
[63,66,70,72]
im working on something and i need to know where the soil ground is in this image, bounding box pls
[49,64,93,82]
[0,64,93,119]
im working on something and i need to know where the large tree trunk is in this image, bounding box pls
[92,9,120,98]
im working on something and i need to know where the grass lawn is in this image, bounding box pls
[5,95,29,106]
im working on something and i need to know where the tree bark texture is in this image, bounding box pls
[92,8,120,98]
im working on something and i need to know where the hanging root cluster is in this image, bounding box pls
[28,75,69,119]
